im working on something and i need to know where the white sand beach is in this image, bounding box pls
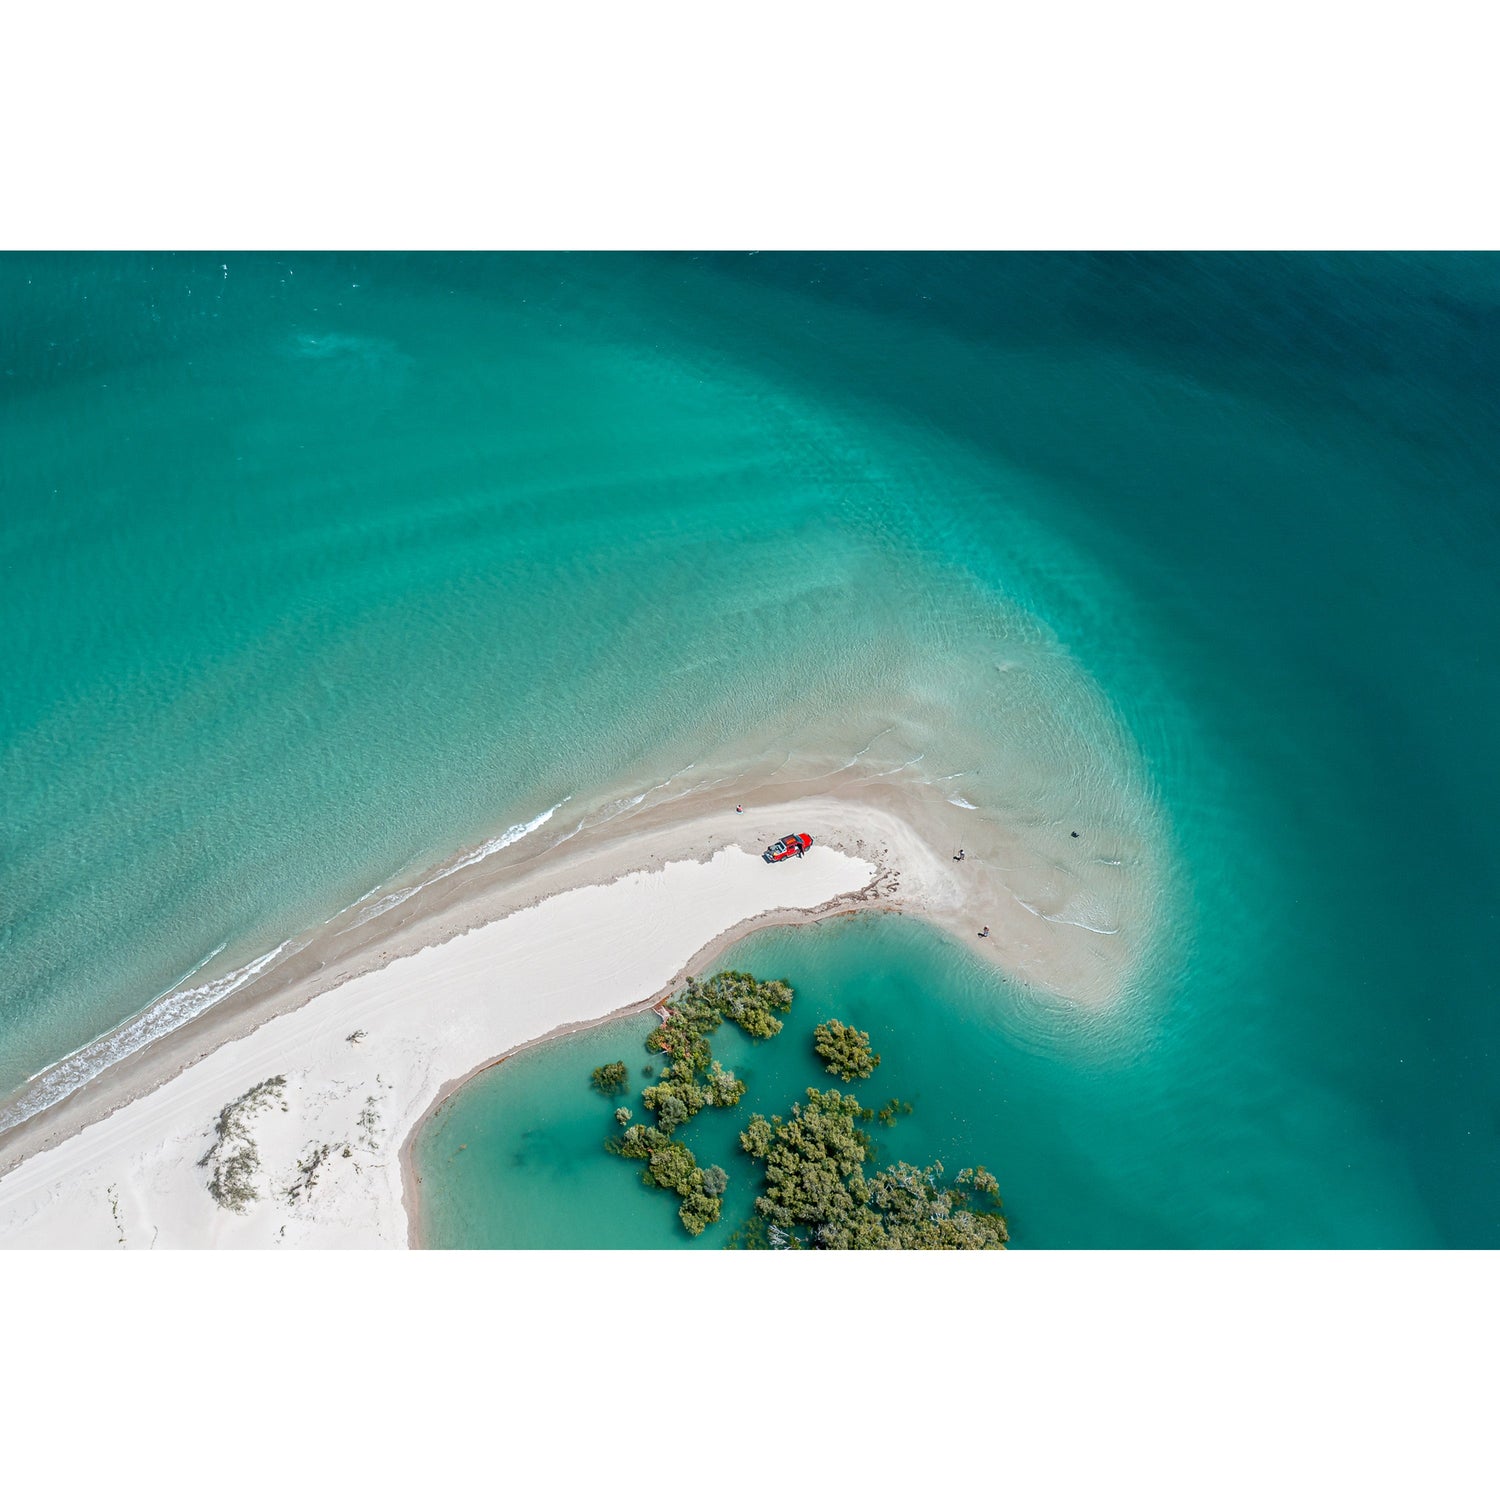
[0,782,1149,1249]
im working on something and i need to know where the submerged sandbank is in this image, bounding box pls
[0,762,1161,1247]
[0,748,1160,1163]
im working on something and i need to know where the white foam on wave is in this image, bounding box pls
[0,800,572,1134]
[336,882,386,917]
[544,817,587,851]
[593,763,703,822]
[865,752,926,778]
[436,801,568,880]
[947,795,978,810]
[0,938,301,1133]
[350,801,567,928]
[835,726,896,771]
[686,772,737,795]
[759,750,796,781]
[1012,893,1121,937]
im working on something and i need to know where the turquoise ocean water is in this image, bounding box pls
[418,913,1421,1250]
[3,254,1497,1245]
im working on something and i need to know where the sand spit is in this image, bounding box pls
[0,780,1150,1248]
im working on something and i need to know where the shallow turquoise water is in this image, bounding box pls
[0,251,1153,1114]
[417,917,1025,1250]
[417,913,1430,1250]
[4,254,1498,1244]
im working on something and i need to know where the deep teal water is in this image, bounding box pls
[4,254,1497,1245]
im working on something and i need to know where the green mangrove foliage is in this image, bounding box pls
[591,1061,629,1096]
[595,970,1008,1248]
[813,1018,881,1082]
[738,1087,1008,1249]
[597,970,792,1237]
[873,1098,914,1127]
[650,971,794,1053]
[607,1123,726,1236]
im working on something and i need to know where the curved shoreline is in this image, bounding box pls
[0,754,1150,1180]
[397,884,897,1250]
[0,772,1151,1248]
[0,757,884,1153]
[0,796,913,1247]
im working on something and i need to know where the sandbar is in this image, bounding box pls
[0,771,1151,1248]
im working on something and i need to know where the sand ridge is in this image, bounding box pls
[0,779,1150,1248]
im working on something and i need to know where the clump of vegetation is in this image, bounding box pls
[737,1087,1008,1249]
[632,973,784,1141]
[199,1076,287,1213]
[646,1139,698,1193]
[678,1190,722,1237]
[813,1018,881,1082]
[647,972,792,1062]
[287,1142,337,1204]
[595,970,792,1236]
[595,970,1008,1249]
[591,1061,629,1096]
[356,1095,382,1151]
[708,970,794,1039]
[606,1122,728,1236]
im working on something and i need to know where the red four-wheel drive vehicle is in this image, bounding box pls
[763,833,814,863]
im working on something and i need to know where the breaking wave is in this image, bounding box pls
[0,801,569,1133]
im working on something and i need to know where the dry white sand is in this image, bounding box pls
[0,781,1147,1249]
[0,827,892,1247]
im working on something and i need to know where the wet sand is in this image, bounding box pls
[0,765,1154,1247]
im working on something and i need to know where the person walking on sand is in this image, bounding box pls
[978,925,990,938]
[736,804,743,814]
[954,848,966,861]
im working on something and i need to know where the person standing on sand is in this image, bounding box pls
[978,925,990,938]
[736,804,743,813]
